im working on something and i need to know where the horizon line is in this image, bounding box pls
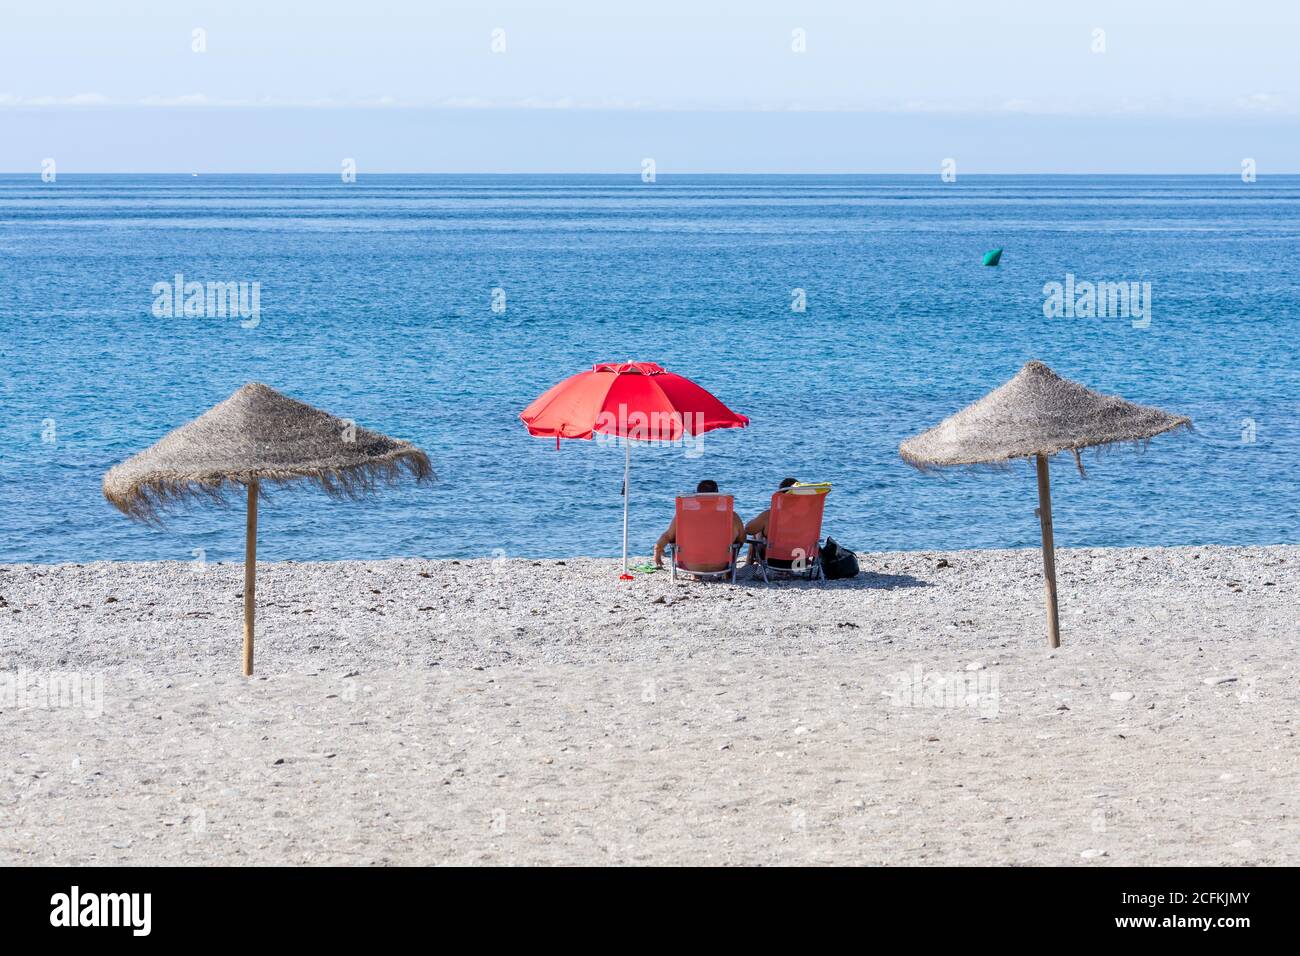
[5,172,1294,178]
[5,170,1298,177]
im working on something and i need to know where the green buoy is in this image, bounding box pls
[982,248,1003,267]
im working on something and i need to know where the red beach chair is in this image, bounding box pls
[669,493,742,583]
[750,484,829,582]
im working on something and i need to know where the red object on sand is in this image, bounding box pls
[673,494,741,581]
[520,362,749,578]
[758,487,829,582]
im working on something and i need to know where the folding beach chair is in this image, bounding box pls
[749,484,830,582]
[668,493,742,583]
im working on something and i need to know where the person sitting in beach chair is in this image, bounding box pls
[744,476,799,557]
[745,479,831,581]
[653,480,746,581]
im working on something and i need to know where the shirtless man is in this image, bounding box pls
[653,479,746,572]
[745,476,798,563]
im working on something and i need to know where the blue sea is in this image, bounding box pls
[1,174,1297,564]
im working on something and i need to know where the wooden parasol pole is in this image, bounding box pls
[242,479,258,675]
[1034,454,1061,648]
[619,440,633,580]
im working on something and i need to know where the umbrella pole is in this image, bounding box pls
[242,479,258,676]
[1034,454,1061,648]
[621,440,632,577]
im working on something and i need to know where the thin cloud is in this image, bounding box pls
[0,92,1293,116]
[0,92,111,106]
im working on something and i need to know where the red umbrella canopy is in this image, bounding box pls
[520,362,750,443]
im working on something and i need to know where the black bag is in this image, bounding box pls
[819,537,860,579]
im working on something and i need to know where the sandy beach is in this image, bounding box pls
[2,544,1296,866]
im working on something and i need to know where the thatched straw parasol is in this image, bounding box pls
[104,382,433,674]
[899,361,1190,647]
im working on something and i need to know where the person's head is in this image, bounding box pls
[779,477,799,492]
[696,479,719,494]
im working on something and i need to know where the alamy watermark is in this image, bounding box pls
[1043,274,1151,328]
[1,668,104,719]
[152,273,260,328]
[50,886,150,936]
[885,664,999,718]
[592,403,706,459]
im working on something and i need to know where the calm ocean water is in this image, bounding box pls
[1,174,1297,564]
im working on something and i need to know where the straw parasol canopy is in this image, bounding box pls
[104,382,433,674]
[899,360,1191,472]
[105,382,431,520]
[899,361,1191,648]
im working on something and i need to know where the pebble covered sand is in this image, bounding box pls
[2,545,1297,865]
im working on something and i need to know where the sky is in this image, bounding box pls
[2,0,1298,172]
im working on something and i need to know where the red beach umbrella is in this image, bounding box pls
[520,361,749,577]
